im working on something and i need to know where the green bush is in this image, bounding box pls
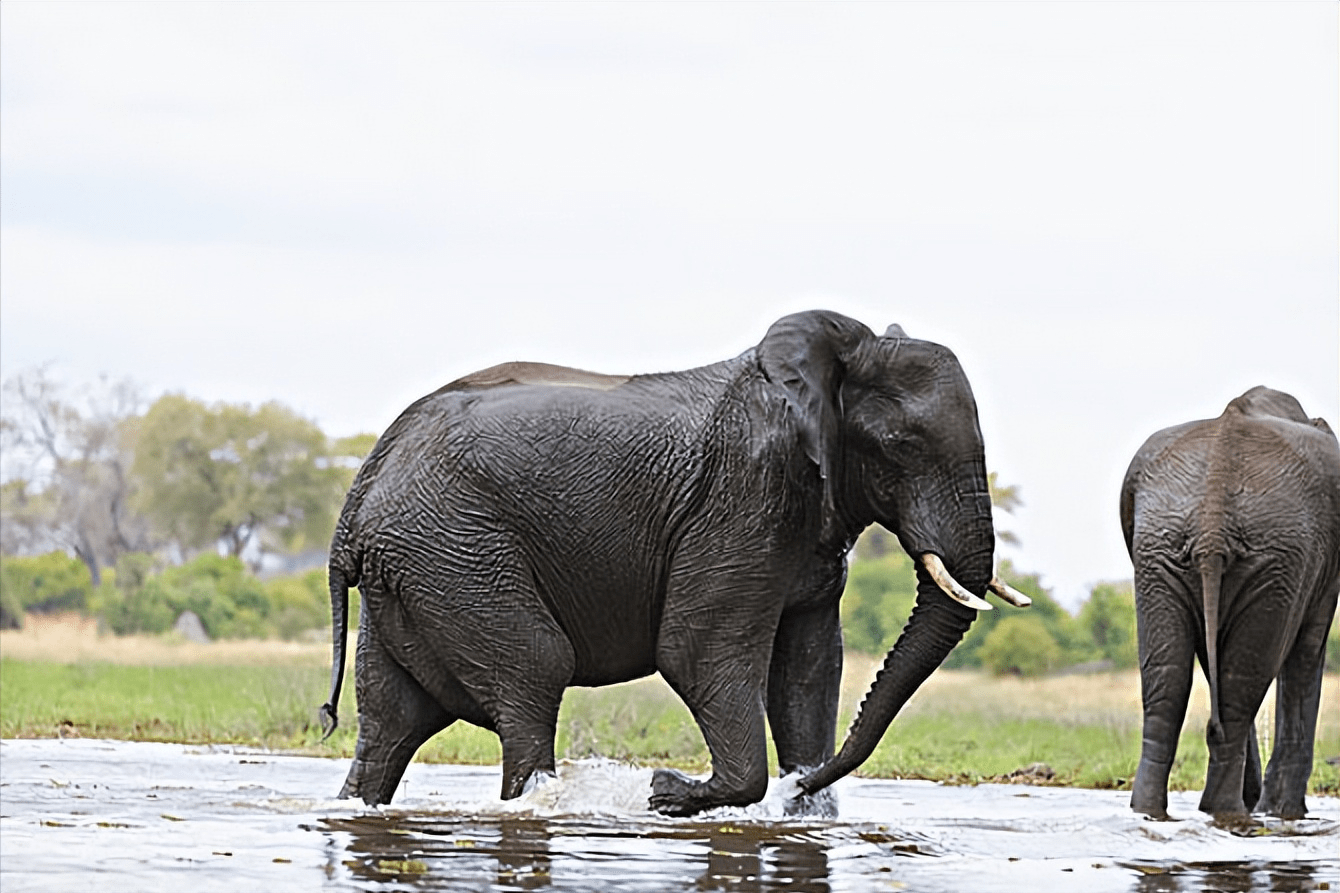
[1,579,24,629]
[943,560,1089,669]
[94,553,269,638]
[1078,581,1138,669]
[264,569,330,640]
[978,614,1063,677]
[0,552,94,617]
[841,546,917,655]
[4,547,344,641]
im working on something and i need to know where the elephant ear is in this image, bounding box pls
[757,311,873,483]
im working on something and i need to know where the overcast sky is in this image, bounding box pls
[2,2,1336,609]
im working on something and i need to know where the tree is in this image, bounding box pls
[978,614,1063,676]
[131,395,354,567]
[842,539,917,655]
[0,369,148,584]
[1078,580,1138,669]
[0,479,59,557]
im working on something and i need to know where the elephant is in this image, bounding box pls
[320,309,1030,816]
[1120,386,1340,821]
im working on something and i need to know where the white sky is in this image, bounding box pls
[2,2,1336,609]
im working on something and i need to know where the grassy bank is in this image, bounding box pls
[2,615,1336,796]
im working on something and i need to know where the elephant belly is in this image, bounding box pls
[544,575,663,686]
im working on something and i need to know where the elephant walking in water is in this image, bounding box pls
[320,310,1029,816]
[1121,386,1340,821]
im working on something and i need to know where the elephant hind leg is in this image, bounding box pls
[402,595,576,802]
[489,631,576,800]
[1256,607,1334,818]
[340,632,453,806]
[1199,643,1277,819]
[1242,722,1262,814]
[1131,577,1197,820]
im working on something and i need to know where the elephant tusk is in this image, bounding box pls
[988,578,1032,608]
[920,553,993,611]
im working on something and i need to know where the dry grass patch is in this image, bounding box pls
[0,612,333,667]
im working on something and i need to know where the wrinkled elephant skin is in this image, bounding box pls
[321,310,1006,816]
[1121,386,1340,821]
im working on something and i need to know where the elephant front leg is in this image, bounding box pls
[767,601,842,815]
[653,621,772,816]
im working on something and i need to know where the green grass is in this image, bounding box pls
[2,657,1336,797]
[0,659,702,769]
[856,713,1141,788]
[0,659,338,750]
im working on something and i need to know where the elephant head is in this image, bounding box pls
[757,311,1027,794]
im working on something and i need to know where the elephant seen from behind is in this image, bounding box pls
[320,310,1029,816]
[1121,386,1340,821]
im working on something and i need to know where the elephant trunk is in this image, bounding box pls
[799,557,980,795]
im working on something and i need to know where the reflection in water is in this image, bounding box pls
[1126,861,1331,893]
[321,813,855,891]
[694,824,828,892]
[2,741,1336,893]
[497,819,552,889]
[319,809,1340,892]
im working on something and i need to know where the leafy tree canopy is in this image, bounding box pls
[131,395,354,565]
[0,369,147,583]
[1078,580,1138,669]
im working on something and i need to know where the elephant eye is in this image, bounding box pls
[880,427,909,447]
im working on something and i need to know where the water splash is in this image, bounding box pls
[3,739,1336,893]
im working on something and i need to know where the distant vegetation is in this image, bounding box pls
[1,367,374,590]
[0,550,350,642]
[842,526,1142,676]
[1,367,372,640]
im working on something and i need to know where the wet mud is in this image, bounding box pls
[1,739,1336,891]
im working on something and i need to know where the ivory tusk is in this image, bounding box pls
[988,578,1033,608]
[920,553,993,611]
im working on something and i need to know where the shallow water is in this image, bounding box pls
[1,739,1336,892]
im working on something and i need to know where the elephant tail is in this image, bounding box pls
[1198,552,1226,741]
[319,552,356,741]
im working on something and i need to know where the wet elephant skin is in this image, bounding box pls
[321,310,1002,815]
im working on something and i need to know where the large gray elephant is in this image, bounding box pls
[1120,386,1340,821]
[320,310,1029,816]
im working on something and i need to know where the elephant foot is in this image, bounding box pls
[649,768,705,816]
[782,786,837,818]
[1130,790,1170,821]
[649,767,768,816]
[1130,760,1171,821]
[1255,796,1308,821]
[521,769,558,797]
[338,757,402,807]
[338,762,380,806]
[1209,811,1260,834]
